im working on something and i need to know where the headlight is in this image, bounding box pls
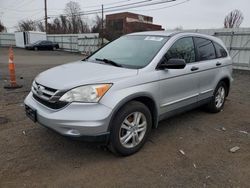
[59,84,112,103]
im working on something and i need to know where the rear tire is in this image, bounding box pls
[34,47,38,51]
[53,46,56,51]
[205,81,227,113]
[108,101,152,156]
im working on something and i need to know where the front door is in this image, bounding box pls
[158,37,199,116]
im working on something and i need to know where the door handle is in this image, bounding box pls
[216,62,222,66]
[191,66,199,71]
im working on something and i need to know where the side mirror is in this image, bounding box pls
[158,58,186,69]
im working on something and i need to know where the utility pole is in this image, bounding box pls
[101,4,104,45]
[44,0,48,33]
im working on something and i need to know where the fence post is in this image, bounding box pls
[229,32,234,56]
[61,36,63,50]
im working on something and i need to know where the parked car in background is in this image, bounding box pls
[24,31,233,156]
[25,40,59,51]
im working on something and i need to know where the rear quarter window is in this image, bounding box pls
[214,42,228,58]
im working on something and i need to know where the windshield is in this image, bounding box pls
[88,35,169,69]
[33,40,42,45]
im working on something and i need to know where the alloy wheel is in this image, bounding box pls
[119,112,147,148]
[215,86,225,109]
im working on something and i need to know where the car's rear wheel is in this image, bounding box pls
[206,81,227,113]
[109,101,152,156]
[34,47,38,51]
[53,46,56,51]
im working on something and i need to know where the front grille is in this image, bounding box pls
[32,82,57,101]
[32,82,68,109]
[33,94,68,109]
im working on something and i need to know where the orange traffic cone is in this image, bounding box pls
[4,46,22,89]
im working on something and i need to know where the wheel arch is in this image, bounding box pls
[108,93,159,131]
[219,77,231,96]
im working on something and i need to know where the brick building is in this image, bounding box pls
[105,12,163,40]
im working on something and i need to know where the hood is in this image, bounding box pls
[35,61,138,90]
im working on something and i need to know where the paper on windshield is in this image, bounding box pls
[144,36,164,42]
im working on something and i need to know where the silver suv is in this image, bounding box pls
[24,31,233,156]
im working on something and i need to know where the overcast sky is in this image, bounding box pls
[0,0,249,32]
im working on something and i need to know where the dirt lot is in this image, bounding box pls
[0,47,249,188]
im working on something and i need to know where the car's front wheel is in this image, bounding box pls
[109,101,152,156]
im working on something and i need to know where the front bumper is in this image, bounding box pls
[24,92,112,141]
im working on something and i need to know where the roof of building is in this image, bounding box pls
[106,12,153,19]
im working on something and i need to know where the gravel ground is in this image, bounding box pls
[0,47,249,188]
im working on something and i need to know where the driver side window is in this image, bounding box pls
[165,37,195,64]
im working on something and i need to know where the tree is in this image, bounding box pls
[174,25,183,31]
[37,22,45,32]
[0,20,6,32]
[17,1,90,34]
[59,15,71,33]
[17,20,37,31]
[64,1,89,33]
[224,9,244,28]
[91,15,103,33]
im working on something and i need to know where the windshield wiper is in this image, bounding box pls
[95,58,122,67]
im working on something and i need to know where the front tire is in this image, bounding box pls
[109,101,152,156]
[206,81,227,113]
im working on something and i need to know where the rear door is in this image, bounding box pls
[193,37,219,101]
[158,37,199,116]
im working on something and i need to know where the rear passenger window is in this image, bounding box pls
[165,37,195,63]
[214,42,227,58]
[194,37,216,61]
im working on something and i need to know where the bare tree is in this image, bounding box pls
[37,22,45,32]
[64,1,89,33]
[174,25,183,31]
[17,20,37,31]
[91,15,103,33]
[224,9,244,28]
[18,1,90,34]
[0,20,6,32]
[59,15,70,33]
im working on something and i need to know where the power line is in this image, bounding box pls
[85,0,153,12]
[75,0,132,9]
[11,0,35,12]
[0,0,132,13]
[97,0,177,13]
[8,0,188,29]
[48,0,177,18]
[2,0,28,11]
[134,0,190,11]
[0,7,41,13]
[77,0,170,14]
[19,10,44,22]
